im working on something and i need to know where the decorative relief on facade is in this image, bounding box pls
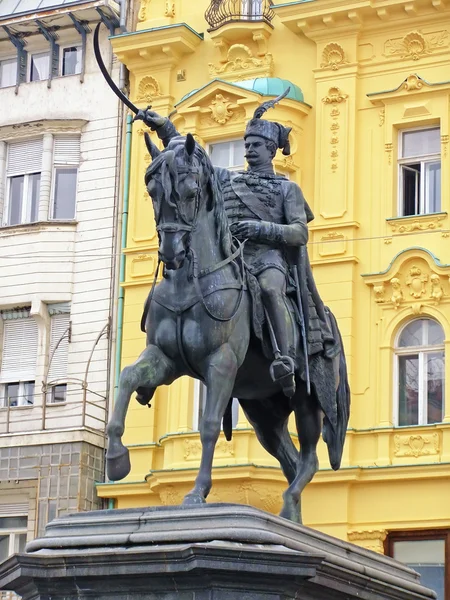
[374,284,385,303]
[394,433,439,458]
[385,143,393,165]
[379,108,385,127]
[136,76,162,104]
[321,88,347,173]
[165,0,175,16]
[390,278,403,308]
[184,438,234,460]
[200,105,246,129]
[384,30,449,60]
[430,274,444,303]
[442,134,449,158]
[322,86,348,104]
[138,0,151,21]
[387,213,446,233]
[130,253,156,279]
[320,42,348,70]
[208,94,234,124]
[158,485,183,505]
[348,530,387,554]
[404,74,424,91]
[319,231,347,256]
[209,44,273,81]
[406,266,428,298]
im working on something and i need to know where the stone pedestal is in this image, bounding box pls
[0,504,436,600]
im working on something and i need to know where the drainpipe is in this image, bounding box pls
[105,114,132,510]
[114,113,133,402]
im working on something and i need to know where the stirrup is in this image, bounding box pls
[270,356,296,398]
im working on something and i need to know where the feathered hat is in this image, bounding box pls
[244,87,292,156]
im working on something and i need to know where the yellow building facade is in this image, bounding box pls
[97,0,450,577]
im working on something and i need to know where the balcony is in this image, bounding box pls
[205,0,275,32]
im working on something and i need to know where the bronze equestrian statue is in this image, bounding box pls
[94,25,350,524]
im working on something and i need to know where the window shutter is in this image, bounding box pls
[0,318,38,382]
[47,314,70,382]
[6,138,43,176]
[0,504,28,517]
[54,136,80,165]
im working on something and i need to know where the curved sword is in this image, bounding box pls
[94,22,139,115]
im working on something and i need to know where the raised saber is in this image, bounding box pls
[93,23,139,115]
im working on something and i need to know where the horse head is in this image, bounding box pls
[144,133,217,270]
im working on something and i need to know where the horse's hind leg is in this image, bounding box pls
[239,397,298,485]
[106,344,174,481]
[280,386,321,524]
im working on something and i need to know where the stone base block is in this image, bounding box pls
[0,504,436,600]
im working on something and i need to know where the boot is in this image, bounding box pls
[270,355,296,398]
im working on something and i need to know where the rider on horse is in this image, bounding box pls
[136,99,338,399]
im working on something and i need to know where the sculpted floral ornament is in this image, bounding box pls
[209,44,273,80]
[136,76,162,103]
[406,266,428,298]
[394,433,440,458]
[385,30,449,61]
[374,284,385,303]
[321,42,348,70]
[388,214,446,233]
[404,74,424,91]
[322,87,348,104]
[138,0,151,21]
[209,94,234,125]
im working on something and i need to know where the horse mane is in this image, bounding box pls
[146,136,233,258]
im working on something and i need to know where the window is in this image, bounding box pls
[51,136,80,220]
[5,138,42,226]
[47,312,70,404]
[0,58,16,88]
[398,127,441,216]
[192,381,239,430]
[0,516,27,563]
[30,52,50,82]
[0,315,38,408]
[395,319,445,426]
[209,139,245,171]
[387,531,449,600]
[62,46,82,76]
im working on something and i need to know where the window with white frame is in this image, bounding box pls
[0,313,38,408]
[398,127,441,216]
[395,318,445,427]
[209,139,245,171]
[5,138,42,226]
[47,311,70,404]
[0,512,27,564]
[51,136,80,220]
[30,51,50,82]
[3,135,80,226]
[61,46,82,76]
[0,57,16,88]
[192,380,239,430]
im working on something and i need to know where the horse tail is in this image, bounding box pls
[140,292,151,333]
[222,398,233,441]
[322,309,351,471]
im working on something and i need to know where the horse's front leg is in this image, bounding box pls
[183,343,237,505]
[106,344,175,481]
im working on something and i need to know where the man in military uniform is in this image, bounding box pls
[137,100,335,398]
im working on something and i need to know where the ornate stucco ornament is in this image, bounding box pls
[321,42,348,70]
[406,266,428,298]
[136,76,162,104]
[208,94,234,124]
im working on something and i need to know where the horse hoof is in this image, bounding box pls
[106,448,131,481]
[182,493,206,506]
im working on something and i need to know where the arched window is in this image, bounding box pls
[395,319,445,426]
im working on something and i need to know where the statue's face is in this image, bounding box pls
[245,135,273,167]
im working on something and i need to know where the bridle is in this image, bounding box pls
[148,159,246,323]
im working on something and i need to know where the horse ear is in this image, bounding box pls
[144,132,160,160]
[185,133,195,157]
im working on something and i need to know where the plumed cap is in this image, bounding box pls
[244,119,292,156]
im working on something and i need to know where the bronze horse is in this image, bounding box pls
[106,133,350,523]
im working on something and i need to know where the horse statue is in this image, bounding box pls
[106,130,350,523]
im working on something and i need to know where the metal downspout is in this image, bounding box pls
[108,114,132,511]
